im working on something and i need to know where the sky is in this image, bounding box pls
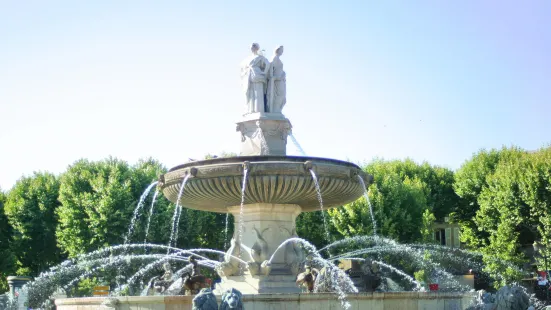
[0,0,549,190]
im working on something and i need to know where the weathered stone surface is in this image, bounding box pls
[192,288,218,310]
[55,292,476,310]
[236,113,292,156]
[160,156,372,212]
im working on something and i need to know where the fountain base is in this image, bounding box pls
[235,112,292,156]
[215,274,301,294]
[55,292,476,309]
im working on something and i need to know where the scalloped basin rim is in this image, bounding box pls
[160,156,371,213]
[167,155,364,172]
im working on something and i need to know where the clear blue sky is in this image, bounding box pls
[1,0,549,190]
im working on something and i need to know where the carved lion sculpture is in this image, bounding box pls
[220,288,244,310]
[191,288,218,310]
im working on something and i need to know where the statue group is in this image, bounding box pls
[240,43,286,114]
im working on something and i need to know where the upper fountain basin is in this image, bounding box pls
[159,156,372,213]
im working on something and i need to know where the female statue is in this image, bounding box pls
[241,43,270,114]
[267,46,286,113]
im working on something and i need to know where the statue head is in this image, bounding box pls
[192,288,218,310]
[220,288,243,310]
[274,45,284,56]
[250,43,260,54]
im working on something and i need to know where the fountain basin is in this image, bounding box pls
[159,156,372,212]
[55,292,475,310]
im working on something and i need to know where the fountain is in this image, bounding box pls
[6,42,529,310]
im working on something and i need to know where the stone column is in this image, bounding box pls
[7,276,32,310]
[216,203,304,294]
[236,113,292,156]
[229,203,301,268]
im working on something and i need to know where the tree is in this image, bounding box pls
[464,146,551,286]
[56,157,167,257]
[0,189,16,291]
[174,153,238,251]
[296,210,336,250]
[4,173,62,276]
[328,159,459,243]
[124,158,171,245]
[176,209,231,250]
[453,147,527,248]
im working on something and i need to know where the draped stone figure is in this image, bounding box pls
[267,46,286,113]
[241,43,270,114]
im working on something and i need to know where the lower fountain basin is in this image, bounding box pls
[55,292,475,310]
[159,156,372,212]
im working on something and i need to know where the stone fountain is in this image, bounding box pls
[43,42,479,310]
[158,42,371,294]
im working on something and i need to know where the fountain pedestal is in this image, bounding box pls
[236,113,292,156]
[216,203,303,294]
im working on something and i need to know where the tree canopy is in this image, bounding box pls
[4,172,62,276]
[328,159,460,243]
[56,157,166,257]
[0,189,16,291]
[460,147,551,286]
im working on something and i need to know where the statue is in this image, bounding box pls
[248,227,271,276]
[267,46,286,113]
[216,238,243,277]
[357,260,382,292]
[250,227,270,263]
[192,288,218,310]
[241,43,270,114]
[182,257,210,294]
[295,264,319,293]
[280,226,305,275]
[314,265,357,293]
[220,288,244,310]
[467,286,532,310]
[153,262,174,293]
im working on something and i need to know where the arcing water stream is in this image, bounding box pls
[5,169,542,310]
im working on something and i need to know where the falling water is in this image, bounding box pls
[140,276,158,296]
[144,190,159,244]
[266,237,356,310]
[224,212,230,249]
[309,169,330,243]
[124,181,158,244]
[238,167,249,243]
[168,174,191,249]
[289,133,307,156]
[357,175,377,236]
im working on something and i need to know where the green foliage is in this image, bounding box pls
[172,152,238,251]
[56,157,167,257]
[0,189,16,291]
[4,173,62,276]
[176,209,231,250]
[204,152,238,159]
[413,251,434,286]
[69,278,100,297]
[296,210,337,250]
[420,209,436,243]
[459,146,551,286]
[123,158,172,245]
[452,147,526,248]
[414,269,427,284]
[329,159,458,243]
